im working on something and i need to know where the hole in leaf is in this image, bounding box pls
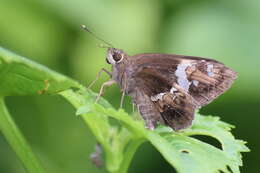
[180,150,189,154]
[190,135,222,150]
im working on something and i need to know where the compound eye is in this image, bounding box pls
[106,48,124,64]
[113,53,123,62]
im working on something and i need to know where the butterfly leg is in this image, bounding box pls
[88,68,112,89]
[95,80,116,103]
[119,90,125,109]
[119,73,127,109]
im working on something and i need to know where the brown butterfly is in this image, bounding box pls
[82,25,237,131]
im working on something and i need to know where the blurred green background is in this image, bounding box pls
[0,0,259,172]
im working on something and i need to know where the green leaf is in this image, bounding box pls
[76,91,249,173]
[145,114,250,173]
[0,47,81,96]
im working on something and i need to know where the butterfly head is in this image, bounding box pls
[106,48,125,65]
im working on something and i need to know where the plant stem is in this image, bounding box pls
[0,97,45,173]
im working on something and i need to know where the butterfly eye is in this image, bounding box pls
[112,52,125,63]
[106,48,124,64]
[113,53,123,62]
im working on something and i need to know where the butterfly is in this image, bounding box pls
[82,25,237,131]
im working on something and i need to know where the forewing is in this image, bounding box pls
[130,53,237,107]
[186,60,237,107]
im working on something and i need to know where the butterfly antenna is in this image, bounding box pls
[81,25,114,48]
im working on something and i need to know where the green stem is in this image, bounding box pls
[0,97,45,173]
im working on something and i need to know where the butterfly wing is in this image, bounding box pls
[125,53,237,130]
[129,53,237,107]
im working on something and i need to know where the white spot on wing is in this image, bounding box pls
[170,87,177,93]
[175,63,191,92]
[192,80,199,86]
[151,92,176,101]
[207,64,214,77]
[151,93,165,101]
